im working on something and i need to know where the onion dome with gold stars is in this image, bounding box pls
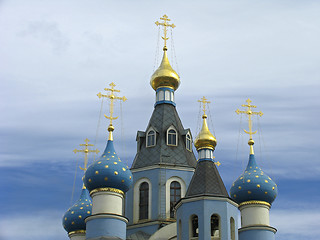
[83,139,133,194]
[230,98,278,206]
[63,188,92,234]
[150,47,180,91]
[194,114,217,151]
[230,154,278,205]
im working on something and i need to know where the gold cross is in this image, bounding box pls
[97,82,127,127]
[73,138,99,171]
[215,161,221,167]
[155,14,176,49]
[235,99,263,154]
[198,96,211,115]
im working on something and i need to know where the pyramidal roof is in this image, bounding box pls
[131,104,197,169]
[185,160,229,198]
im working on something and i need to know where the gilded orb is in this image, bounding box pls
[194,114,217,150]
[150,50,180,91]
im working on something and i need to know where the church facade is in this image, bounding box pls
[62,15,278,240]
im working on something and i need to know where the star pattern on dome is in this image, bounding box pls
[83,140,133,193]
[230,154,278,205]
[63,189,92,234]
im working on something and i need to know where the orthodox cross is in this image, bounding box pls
[155,14,176,49]
[235,99,263,154]
[198,96,211,115]
[97,82,127,128]
[73,138,99,171]
[235,98,263,139]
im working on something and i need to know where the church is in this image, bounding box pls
[62,15,278,240]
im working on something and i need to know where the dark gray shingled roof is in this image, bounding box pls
[127,231,151,240]
[185,160,229,198]
[131,104,197,169]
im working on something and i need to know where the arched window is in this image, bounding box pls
[186,133,192,151]
[190,215,199,238]
[139,182,149,220]
[230,217,235,240]
[211,214,220,239]
[170,181,181,218]
[165,177,186,219]
[167,127,177,146]
[146,129,156,147]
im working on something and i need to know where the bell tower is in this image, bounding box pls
[126,15,197,238]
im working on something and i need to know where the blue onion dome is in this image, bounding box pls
[230,154,278,205]
[83,139,133,194]
[63,188,92,234]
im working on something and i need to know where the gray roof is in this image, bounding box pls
[127,231,151,240]
[131,104,197,169]
[185,160,229,198]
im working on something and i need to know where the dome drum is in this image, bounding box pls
[91,189,124,215]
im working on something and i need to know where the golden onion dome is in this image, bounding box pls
[150,48,180,91]
[194,114,217,151]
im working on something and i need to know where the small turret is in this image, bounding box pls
[62,138,98,240]
[84,83,133,240]
[62,187,92,240]
[230,98,277,240]
[176,97,239,240]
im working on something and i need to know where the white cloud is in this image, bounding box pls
[18,20,69,54]
[0,211,66,240]
[271,209,320,239]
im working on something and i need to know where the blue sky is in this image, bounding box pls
[1,0,320,239]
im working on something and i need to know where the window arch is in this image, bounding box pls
[167,126,177,146]
[230,217,235,240]
[165,177,186,219]
[146,129,156,147]
[170,181,181,218]
[190,215,199,238]
[186,133,192,151]
[133,178,152,223]
[211,214,220,239]
[139,182,149,220]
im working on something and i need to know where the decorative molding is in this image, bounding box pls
[131,165,195,173]
[238,200,271,208]
[68,230,85,237]
[85,213,128,224]
[127,219,175,229]
[238,225,277,233]
[90,188,124,196]
[175,196,238,210]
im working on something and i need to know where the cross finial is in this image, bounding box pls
[235,98,263,154]
[97,82,127,140]
[73,138,99,172]
[198,96,211,115]
[155,14,176,50]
